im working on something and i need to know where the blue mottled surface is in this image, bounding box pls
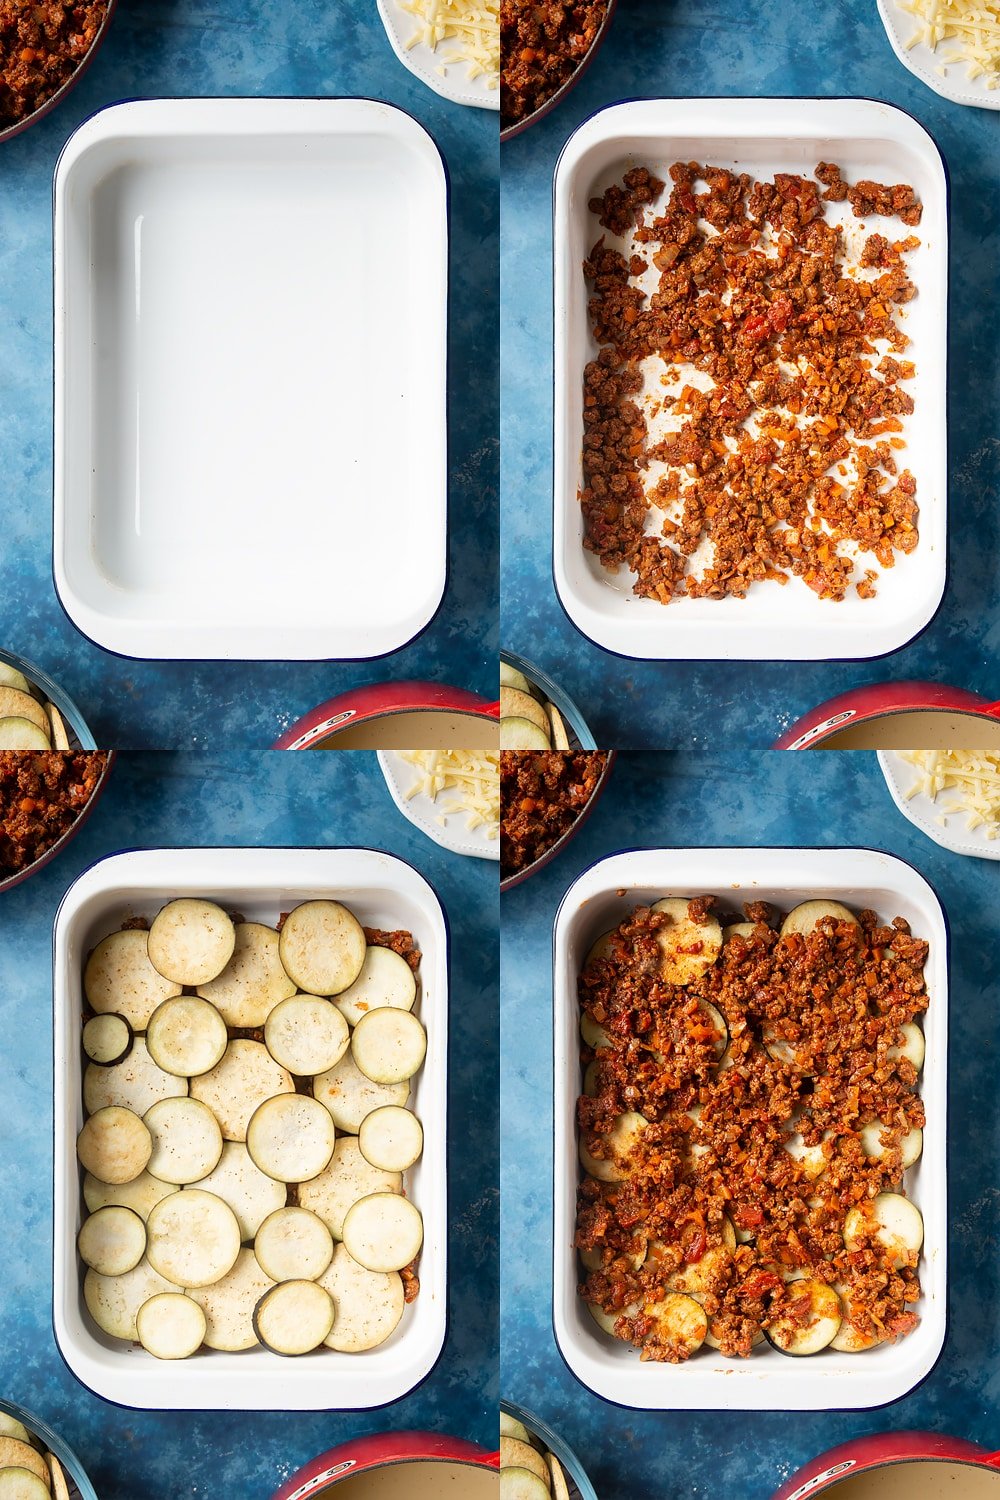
[0,751,498,1497]
[0,1,498,747]
[501,0,1000,746]
[500,750,1000,1497]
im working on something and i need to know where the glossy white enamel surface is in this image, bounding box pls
[553,99,948,660]
[553,847,948,1410]
[54,100,448,660]
[54,848,448,1409]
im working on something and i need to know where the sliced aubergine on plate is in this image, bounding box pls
[779,900,859,938]
[252,1279,336,1356]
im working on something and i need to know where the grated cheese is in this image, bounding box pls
[900,750,1000,836]
[399,0,500,88]
[897,0,1000,87]
[401,750,500,840]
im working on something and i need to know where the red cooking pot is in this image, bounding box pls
[774,1430,1000,1499]
[270,1430,500,1500]
[775,682,1000,751]
[272,682,500,752]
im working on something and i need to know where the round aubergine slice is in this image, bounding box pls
[147,899,236,987]
[764,1278,842,1356]
[278,900,367,997]
[650,898,722,985]
[83,1013,134,1067]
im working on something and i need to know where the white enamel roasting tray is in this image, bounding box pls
[54,99,448,661]
[53,848,448,1410]
[553,847,948,1411]
[553,98,949,661]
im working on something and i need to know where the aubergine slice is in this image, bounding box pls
[145,995,228,1079]
[313,1051,409,1134]
[779,900,859,938]
[145,1190,242,1288]
[83,1169,179,1221]
[245,1093,336,1184]
[499,1439,547,1484]
[136,1292,208,1360]
[77,1106,152,1186]
[263,994,350,1077]
[351,1007,426,1085]
[0,1468,51,1500]
[0,1441,49,1488]
[888,1020,926,1074]
[147,899,236,987]
[645,1292,709,1358]
[696,998,729,1060]
[547,1454,570,1500]
[143,1096,224,1185]
[830,1282,885,1353]
[500,1470,549,1500]
[252,1280,335,1356]
[188,1039,293,1143]
[84,1259,180,1342]
[278,900,367,997]
[650,898,722,985]
[82,1013,134,1067]
[358,1104,423,1172]
[843,1192,923,1269]
[0,717,51,750]
[83,1037,188,1119]
[764,1278,842,1355]
[578,1111,647,1184]
[859,1120,923,1170]
[254,1207,334,1283]
[77,1205,146,1276]
[46,1455,70,1500]
[341,1192,423,1274]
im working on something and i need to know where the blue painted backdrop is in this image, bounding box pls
[500,749,1000,1496]
[0,0,498,747]
[500,0,1000,746]
[0,751,498,1497]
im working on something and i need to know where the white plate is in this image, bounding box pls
[553,98,949,661]
[879,749,1000,858]
[553,847,948,1410]
[376,0,499,112]
[53,99,448,661]
[877,0,1000,110]
[378,750,499,861]
[53,847,448,1410]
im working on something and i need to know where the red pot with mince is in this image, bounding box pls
[774,682,1000,750]
[271,1431,500,1500]
[272,682,501,752]
[773,1431,1000,1500]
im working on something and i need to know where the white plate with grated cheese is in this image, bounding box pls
[378,750,500,861]
[377,0,499,112]
[878,0,1000,109]
[879,749,1000,857]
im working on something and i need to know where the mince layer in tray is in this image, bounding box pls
[576,896,928,1363]
[581,162,923,604]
